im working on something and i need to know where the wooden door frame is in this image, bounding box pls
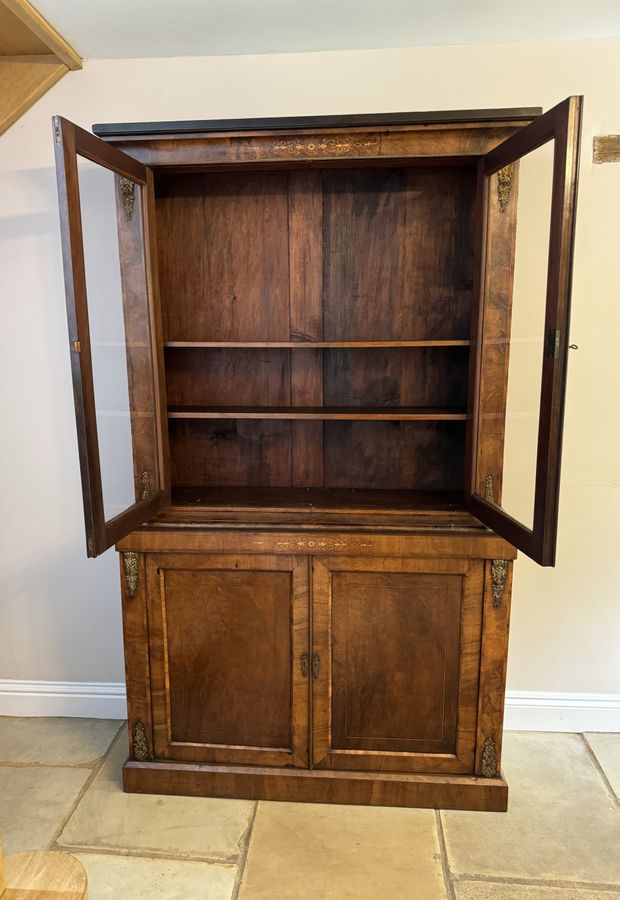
[53,115,167,556]
[465,96,582,566]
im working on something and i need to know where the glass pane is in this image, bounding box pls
[77,157,159,521]
[476,140,554,528]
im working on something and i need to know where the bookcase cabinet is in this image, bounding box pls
[53,99,582,810]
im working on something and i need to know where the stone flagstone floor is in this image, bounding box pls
[1,717,619,898]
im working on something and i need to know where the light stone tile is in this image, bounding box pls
[455,883,620,900]
[442,732,620,884]
[57,731,253,862]
[585,733,620,800]
[0,717,122,766]
[76,852,236,899]
[238,801,446,900]
[0,765,91,853]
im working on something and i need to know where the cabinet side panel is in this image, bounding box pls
[475,559,513,776]
[119,551,153,761]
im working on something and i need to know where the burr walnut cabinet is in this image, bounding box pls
[53,97,582,811]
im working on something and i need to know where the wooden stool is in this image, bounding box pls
[0,840,87,899]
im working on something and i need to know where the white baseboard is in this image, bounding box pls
[504,691,620,732]
[0,680,127,719]
[0,681,619,731]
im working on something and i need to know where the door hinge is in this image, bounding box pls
[490,559,509,607]
[54,119,61,145]
[132,721,150,761]
[122,551,139,598]
[311,654,320,678]
[546,328,561,359]
[300,653,309,677]
[140,470,152,500]
[481,736,498,777]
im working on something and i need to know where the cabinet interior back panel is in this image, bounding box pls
[322,167,475,341]
[156,172,291,342]
[156,165,476,343]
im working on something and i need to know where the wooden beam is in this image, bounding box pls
[593,135,620,164]
[0,55,67,134]
[0,0,81,69]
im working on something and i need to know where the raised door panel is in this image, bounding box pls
[312,557,483,774]
[147,553,309,767]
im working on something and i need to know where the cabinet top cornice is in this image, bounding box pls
[92,107,542,140]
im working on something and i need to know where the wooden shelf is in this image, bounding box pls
[169,486,465,512]
[168,406,467,421]
[164,340,470,349]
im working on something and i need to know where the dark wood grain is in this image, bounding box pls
[167,406,467,420]
[312,556,483,774]
[123,759,508,810]
[168,419,292,487]
[164,341,471,348]
[156,172,290,342]
[146,553,309,767]
[324,348,469,408]
[165,348,291,407]
[323,422,466,491]
[330,571,461,752]
[124,758,507,810]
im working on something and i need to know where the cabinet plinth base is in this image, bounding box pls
[123,760,508,812]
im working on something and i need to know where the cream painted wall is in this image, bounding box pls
[0,38,618,698]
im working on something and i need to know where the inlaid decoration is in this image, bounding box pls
[271,135,379,157]
[274,537,364,551]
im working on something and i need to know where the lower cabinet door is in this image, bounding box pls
[311,556,484,774]
[146,553,309,767]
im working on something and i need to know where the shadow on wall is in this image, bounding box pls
[0,165,125,685]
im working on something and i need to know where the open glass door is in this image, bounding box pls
[466,97,582,566]
[54,116,167,557]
